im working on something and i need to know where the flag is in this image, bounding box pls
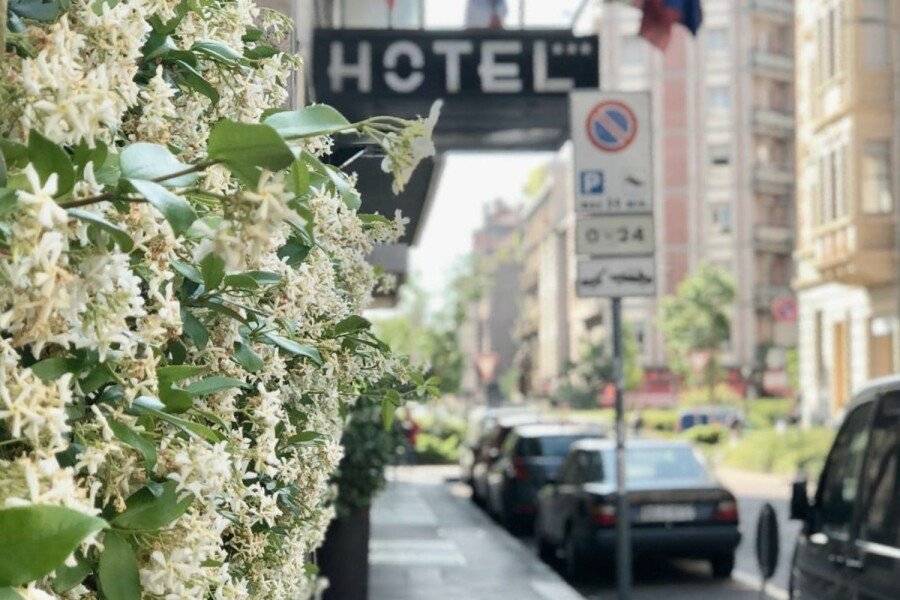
[634,0,703,50]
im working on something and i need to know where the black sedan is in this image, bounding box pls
[535,439,741,580]
[485,423,605,530]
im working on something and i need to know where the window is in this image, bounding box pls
[817,3,843,83]
[861,0,890,69]
[709,143,731,166]
[711,203,733,234]
[816,402,875,538]
[860,396,900,548]
[708,86,731,111]
[819,145,848,223]
[862,141,893,214]
[705,28,729,53]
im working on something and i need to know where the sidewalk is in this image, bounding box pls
[368,465,584,600]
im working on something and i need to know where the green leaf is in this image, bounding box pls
[30,357,79,382]
[243,271,281,286]
[301,152,361,210]
[172,260,203,284]
[244,44,279,60]
[157,365,203,413]
[0,588,24,600]
[285,431,325,446]
[27,131,75,196]
[157,365,204,383]
[277,236,311,267]
[264,105,351,139]
[119,143,198,188]
[288,160,310,196]
[127,178,197,235]
[67,208,134,252]
[184,376,247,396]
[173,60,219,104]
[330,315,370,337]
[81,363,116,394]
[181,309,209,350]
[191,39,245,66]
[382,398,396,429]
[303,562,319,577]
[98,531,141,600]
[52,556,91,593]
[222,273,258,290]
[108,419,157,471]
[8,0,68,22]
[199,253,225,290]
[0,505,107,587]
[207,120,294,174]
[70,140,108,176]
[0,139,28,169]
[234,343,263,373]
[112,481,192,531]
[263,334,322,365]
[131,397,224,443]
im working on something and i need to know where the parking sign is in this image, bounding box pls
[570,92,653,215]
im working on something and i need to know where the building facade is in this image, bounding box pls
[593,0,798,394]
[794,0,899,424]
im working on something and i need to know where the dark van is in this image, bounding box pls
[789,377,900,600]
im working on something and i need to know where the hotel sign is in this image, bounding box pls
[313,29,599,99]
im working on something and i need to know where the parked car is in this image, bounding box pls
[459,406,538,485]
[535,439,741,580]
[485,423,605,530]
[470,413,541,505]
[789,378,900,600]
[677,406,743,431]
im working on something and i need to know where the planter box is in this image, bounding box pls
[318,507,371,600]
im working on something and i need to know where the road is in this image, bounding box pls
[371,466,800,600]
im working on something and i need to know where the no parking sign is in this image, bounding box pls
[570,91,653,215]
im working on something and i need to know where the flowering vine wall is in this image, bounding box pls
[0,0,439,598]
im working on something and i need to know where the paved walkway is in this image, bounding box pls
[369,465,583,600]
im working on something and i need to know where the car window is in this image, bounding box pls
[582,451,605,483]
[623,446,707,482]
[816,401,875,539]
[859,395,900,548]
[518,435,587,457]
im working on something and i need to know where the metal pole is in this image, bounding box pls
[612,297,632,599]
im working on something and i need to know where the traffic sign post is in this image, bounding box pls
[570,91,655,600]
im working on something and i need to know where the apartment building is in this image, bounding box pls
[593,0,798,395]
[794,0,899,424]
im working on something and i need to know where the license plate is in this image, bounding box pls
[639,504,697,523]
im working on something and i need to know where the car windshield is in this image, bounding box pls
[592,447,708,483]
[519,435,586,457]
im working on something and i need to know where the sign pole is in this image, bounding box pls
[612,296,631,599]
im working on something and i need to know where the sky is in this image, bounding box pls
[409,152,551,302]
[397,1,584,308]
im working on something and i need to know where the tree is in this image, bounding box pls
[660,264,736,403]
[556,325,644,409]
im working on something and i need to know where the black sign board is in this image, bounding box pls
[312,28,600,151]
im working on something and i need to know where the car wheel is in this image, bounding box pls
[563,528,590,582]
[710,553,735,578]
[537,533,557,563]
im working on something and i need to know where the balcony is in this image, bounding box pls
[747,0,794,24]
[754,285,793,310]
[753,163,794,195]
[809,219,896,286]
[754,224,793,253]
[750,50,794,82]
[752,107,795,138]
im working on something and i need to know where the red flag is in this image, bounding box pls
[385,0,395,8]
[638,0,681,50]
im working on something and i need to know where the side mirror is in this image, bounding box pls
[789,479,810,521]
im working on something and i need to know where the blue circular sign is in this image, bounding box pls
[586,100,638,152]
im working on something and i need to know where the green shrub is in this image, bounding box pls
[747,398,794,429]
[683,423,727,445]
[640,408,679,432]
[415,433,461,464]
[722,427,835,476]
